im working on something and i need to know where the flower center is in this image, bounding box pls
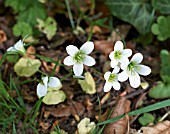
[127,61,136,75]
[114,51,122,59]
[108,73,116,82]
[73,50,85,63]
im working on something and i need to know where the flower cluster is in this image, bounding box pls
[104,41,151,92]
[63,41,96,77]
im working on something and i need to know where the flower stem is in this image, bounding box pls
[25,56,47,76]
[65,0,75,30]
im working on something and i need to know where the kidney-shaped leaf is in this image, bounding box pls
[105,0,153,35]
[43,90,66,105]
[78,72,96,94]
[14,57,41,77]
[149,81,170,99]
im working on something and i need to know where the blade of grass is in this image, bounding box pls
[98,99,170,126]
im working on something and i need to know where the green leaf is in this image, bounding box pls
[17,0,46,26]
[151,16,170,41]
[160,50,170,83]
[78,72,96,94]
[42,90,66,105]
[13,22,33,38]
[152,0,170,14]
[50,130,68,134]
[138,113,155,126]
[37,17,57,40]
[105,0,153,35]
[14,57,41,77]
[6,55,19,63]
[5,0,30,12]
[149,81,170,99]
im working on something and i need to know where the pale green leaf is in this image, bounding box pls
[42,90,66,105]
[78,72,96,94]
[138,113,155,126]
[37,17,57,40]
[50,130,68,134]
[14,57,41,77]
[78,118,96,134]
[105,0,153,35]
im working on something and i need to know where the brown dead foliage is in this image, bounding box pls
[140,120,170,134]
[103,97,131,134]
[0,29,7,44]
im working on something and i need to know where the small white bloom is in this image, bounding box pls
[63,41,96,76]
[118,53,151,88]
[109,41,132,68]
[37,76,62,97]
[104,66,121,92]
[7,40,26,54]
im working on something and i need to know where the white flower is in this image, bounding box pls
[37,76,62,97]
[104,66,121,92]
[7,40,26,54]
[63,41,96,76]
[118,53,151,88]
[109,41,132,68]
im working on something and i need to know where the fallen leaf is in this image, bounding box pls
[39,122,50,130]
[94,40,113,56]
[140,120,170,134]
[86,25,102,34]
[0,29,7,44]
[50,101,85,118]
[26,46,36,59]
[103,97,131,134]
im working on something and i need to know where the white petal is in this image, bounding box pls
[131,53,143,64]
[37,83,48,97]
[63,56,74,66]
[103,82,112,92]
[136,65,151,76]
[129,72,140,88]
[112,81,121,90]
[73,63,84,76]
[7,47,17,52]
[118,70,128,82]
[42,76,48,87]
[14,40,25,53]
[104,71,111,80]
[114,41,123,51]
[66,45,79,56]
[80,41,94,54]
[112,66,120,73]
[120,58,129,70]
[83,56,96,66]
[122,49,132,57]
[110,59,118,68]
[109,51,115,60]
[48,77,61,88]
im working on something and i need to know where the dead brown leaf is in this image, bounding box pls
[103,97,131,134]
[26,46,36,59]
[94,40,113,56]
[0,29,7,44]
[50,101,85,118]
[140,120,170,134]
